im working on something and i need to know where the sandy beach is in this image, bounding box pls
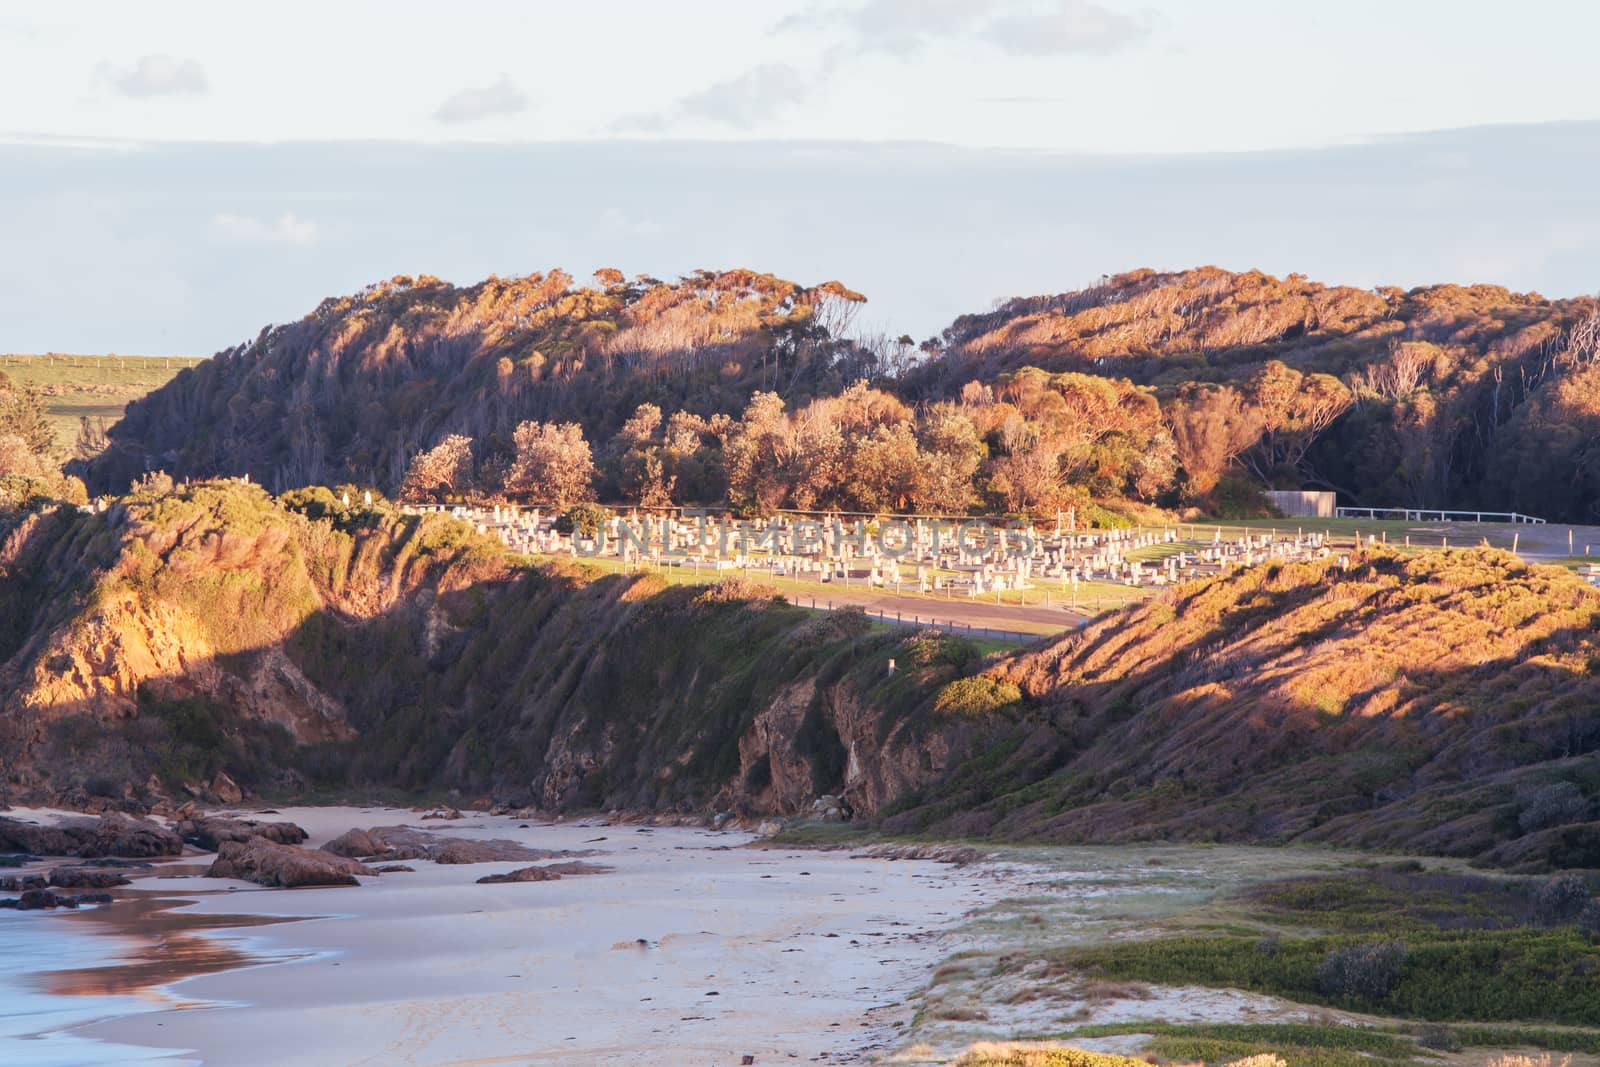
[8,807,1007,1067]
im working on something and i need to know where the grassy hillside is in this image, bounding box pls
[0,354,204,453]
[0,480,989,815]
[880,546,1600,869]
[3,482,1596,869]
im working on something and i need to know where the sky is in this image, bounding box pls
[3,0,1600,354]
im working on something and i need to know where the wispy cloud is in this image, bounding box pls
[98,54,208,98]
[624,1,1148,131]
[209,211,318,246]
[433,75,529,124]
[982,1,1148,56]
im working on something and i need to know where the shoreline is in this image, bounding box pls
[9,806,1009,1067]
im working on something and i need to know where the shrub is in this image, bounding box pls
[1517,782,1593,834]
[1416,1023,1461,1051]
[554,501,611,537]
[1579,900,1600,940]
[1210,476,1281,519]
[1314,941,1406,1003]
[1532,875,1593,924]
[933,676,1023,718]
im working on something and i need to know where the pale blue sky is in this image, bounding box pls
[2,1,1598,354]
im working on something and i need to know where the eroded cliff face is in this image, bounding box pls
[0,482,980,818]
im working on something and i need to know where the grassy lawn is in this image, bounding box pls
[0,353,205,451]
[528,552,1136,632]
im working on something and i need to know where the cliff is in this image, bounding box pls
[4,481,1597,870]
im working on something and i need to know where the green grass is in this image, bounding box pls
[529,552,1101,634]
[1023,868,1600,1026]
[1181,515,1522,550]
[0,353,204,451]
[1060,1023,1424,1067]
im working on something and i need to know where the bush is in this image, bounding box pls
[1517,782,1593,834]
[1210,476,1282,519]
[1415,1023,1461,1051]
[933,676,1023,718]
[554,501,611,537]
[1314,941,1406,1002]
[1532,875,1593,924]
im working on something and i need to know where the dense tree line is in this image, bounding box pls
[70,265,1600,523]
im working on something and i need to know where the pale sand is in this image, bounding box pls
[59,807,1006,1066]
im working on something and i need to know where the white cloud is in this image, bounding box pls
[679,64,820,127]
[632,1,1146,132]
[787,0,1148,57]
[433,74,529,124]
[99,54,208,98]
[983,1,1148,56]
[209,211,318,246]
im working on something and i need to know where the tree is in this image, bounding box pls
[73,416,111,462]
[507,421,596,508]
[399,434,475,502]
[914,403,985,513]
[1165,385,1262,499]
[1241,362,1353,485]
[0,374,54,456]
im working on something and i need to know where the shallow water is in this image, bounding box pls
[1,892,316,1067]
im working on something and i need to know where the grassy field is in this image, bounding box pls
[528,551,1140,635]
[0,353,205,451]
[523,515,1564,639]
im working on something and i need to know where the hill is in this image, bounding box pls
[911,266,1600,521]
[72,265,1600,524]
[80,270,876,496]
[2,482,1597,869]
[885,544,1600,869]
[0,479,977,817]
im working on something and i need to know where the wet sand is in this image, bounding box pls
[21,807,1005,1066]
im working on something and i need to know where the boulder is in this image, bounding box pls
[207,838,375,888]
[323,826,571,864]
[48,867,131,889]
[476,865,562,884]
[321,828,384,859]
[209,771,244,804]
[0,817,79,855]
[180,816,308,851]
[475,860,610,884]
[80,813,184,858]
[1,888,112,910]
[0,814,180,859]
[0,874,47,892]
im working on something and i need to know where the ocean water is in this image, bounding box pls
[0,909,195,1067]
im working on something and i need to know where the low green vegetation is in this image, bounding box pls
[1024,867,1600,1026]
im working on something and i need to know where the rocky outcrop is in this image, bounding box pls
[0,814,181,859]
[48,866,131,889]
[323,826,572,865]
[1,889,114,910]
[179,816,308,851]
[475,861,609,884]
[207,838,375,888]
